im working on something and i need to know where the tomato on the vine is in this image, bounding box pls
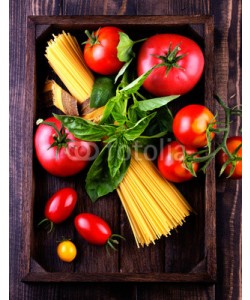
[173,104,216,148]
[83,27,124,75]
[57,240,77,262]
[137,34,204,96]
[74,213,124,250]
[34,117,95,177]
[157,141,199,183]
[217,136,242,179]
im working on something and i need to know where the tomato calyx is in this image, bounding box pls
[36,119,72,157]
[218,142,242,178]
[105,234,125,254]
[37,218,54,233]
[83,29,101,46]
[153,43,187,75]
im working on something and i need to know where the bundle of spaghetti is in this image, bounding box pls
[45,31,94,104]
[117,151,192,248]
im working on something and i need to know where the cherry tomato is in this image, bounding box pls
[74,213,124,250]
[83,27,124,75]
[57,240,77,262]
[173,104,216,148]
[44,187,77,224]
[217,136,242,179]
[34,117,95,177]
[157,141,199,183]
[137,34,204,96]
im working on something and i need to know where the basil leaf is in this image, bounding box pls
[120,64,163,95]
[112,112,127,125]
[120,68,153,95]
[115,58,133,84]
[54,114,116,142]
[108,137,129,177]
[139,131,168,139]
[90,76,116,108]
[117,32,135,62]
[86,144,131,202]
[137,95,179,111]
[99,96,119,124]
[124,112,156,141]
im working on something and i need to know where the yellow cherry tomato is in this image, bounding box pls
[57,240,77,262]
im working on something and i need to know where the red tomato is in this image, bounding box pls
[83,27,124,75]
[44,187,77,224]
[74,213,112,245]
[217,136,242,179]
[34,117,95,177]
[173,104,216,148]
[74,213,124,250]
[137,34,204,96]
[157,141,199,183]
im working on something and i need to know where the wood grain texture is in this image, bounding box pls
[9,0,241,299]
[211,0,242,299]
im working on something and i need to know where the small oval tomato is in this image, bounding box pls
[157,141,199,183]
[173,104,216,148]
[57,240,77,262]
[83,27,124,75]
[34,117,95,177]
[217,136,242,179]
[44,187,77,224]
[74,213,124,250]
[137,34,204,96]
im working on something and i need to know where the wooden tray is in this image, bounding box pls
[22,15,216,283]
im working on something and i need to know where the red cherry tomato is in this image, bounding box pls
[157,141,199,183]
[74,213,124,250]
[83,27,124,75]
[34,117,95,177]
[173,104,216,148]
[44,187,77,224]
[217,136,242,179]
[137,34,204,96]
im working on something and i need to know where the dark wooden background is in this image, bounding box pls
[10,0,242,299]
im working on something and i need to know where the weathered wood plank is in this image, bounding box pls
[211,0,242,299]
[63,0,137,15]
[137,0,210,15]
[9,0,61,299]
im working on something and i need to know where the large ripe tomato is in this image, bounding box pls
[217,136,242,179]
[157,141,199,183]
[34,117,95,177]
[74,213,124,250]
[137,34,204,96]
[173,104,216,148]
[44,187,77,224]
[83,27,124,75]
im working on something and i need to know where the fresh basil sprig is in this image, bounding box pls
[54,58,179,202]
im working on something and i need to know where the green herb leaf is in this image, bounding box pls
[112,111,127,125]
[99,96,119,124]
[139,131,168,139]
[108,137,129,177]
[86,144,131,202]
[54,114,116,142]
[117,32,135,62]
[137,95,179,111]
[115,58,133,84]
[124,112,156,141]
[120,64,163,95]
[90,76,116,108]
